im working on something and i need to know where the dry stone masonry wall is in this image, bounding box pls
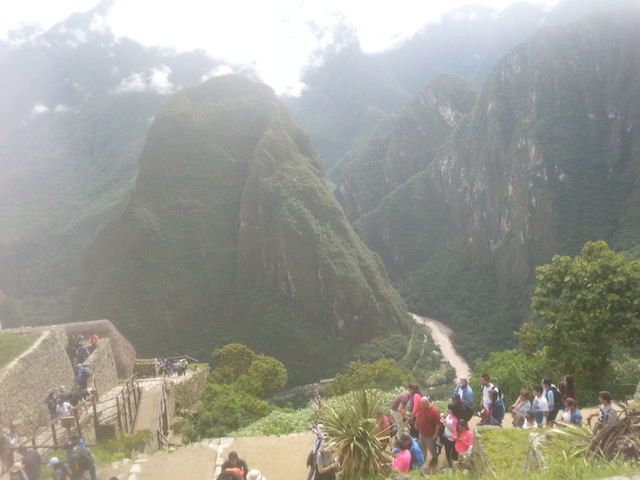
[0,328,76,435]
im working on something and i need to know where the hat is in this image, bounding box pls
[48,457,61,467]
[10,462,23,473]
[71,434,80,440]
[64,441,74,450]
[451,394,461,400]
[246,470,263,480]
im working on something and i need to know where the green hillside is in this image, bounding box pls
[71,75,411,384]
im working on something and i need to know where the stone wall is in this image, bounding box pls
[84,338,119,397]
[0,327,121,438]
[170,367,209,412]
[0,328,76,435]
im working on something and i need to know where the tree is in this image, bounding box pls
[236,355,288,398]
[210,343,256,384]
[518,241,640,395]
[328,359,414,395]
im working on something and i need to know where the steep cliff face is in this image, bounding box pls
[434,9,640,284]
[335,75,476,222]
[71,75,410,383]
[353,9,640,359]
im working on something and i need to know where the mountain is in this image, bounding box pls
[349,8,640,360]
[0,3,218,324]
[335,74,477,222]
[285,0,639,179]
[70,75,411,384]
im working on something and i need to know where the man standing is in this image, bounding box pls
[17,446,40,480]
[479,374,495,410]
[541,379,561,426]
[390,385,419,439]
[532,385,549,427]
[415,396,440,468]
[453,378,475,410]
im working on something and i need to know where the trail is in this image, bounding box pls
[411,313,471,380]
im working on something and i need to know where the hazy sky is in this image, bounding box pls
[0,0,558,95]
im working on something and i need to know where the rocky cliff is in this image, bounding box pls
[71,75,410,384]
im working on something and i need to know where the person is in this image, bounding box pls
[164,358,174,377]
[479,374,496,410]
[510,389,532,428]
[154,358,162,377]
[306,424,326,480]
[415,396,440,467]
[75,345,90,365]
[453,419,473,455]
[48,457,72,480]
[561,398,583,426]
[221,451,248,479]
[559,375,576,402]
[488,389,505,426]
[65,442,97,480]
[17,446,40,480]
[541,378,562,426]
[389,385,419,439]
[587,391,617,433]
[373,410,391,448]
[9,462,28,480]
[4,422,18,471]
[522,410,538,429]
[88,335,99,353]
[44,391,58,420]
[532,385,549,427]
[391,440,411,473]
[217,472,241,480]
[438,403,459,467]
[314,445,339,480]
[407,385,423,438]
[0,429,10,474]
[57,399,74,419]
[450,394,473,422]
[400,433,424,473]
[246,470,266,480]
[453,378,475,409]
[76,364,90,390]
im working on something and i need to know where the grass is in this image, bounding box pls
[0,333,37,369]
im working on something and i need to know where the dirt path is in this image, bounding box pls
[412,313,471,380]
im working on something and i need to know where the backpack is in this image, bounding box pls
[77,448,94,470]
[492,385,504,401]
[546,386,562,409]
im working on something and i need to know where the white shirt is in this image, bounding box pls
[482,383,495,408]
[533,395,549,413]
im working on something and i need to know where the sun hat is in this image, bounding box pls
[48,457,60,467]
[246,469,263,480]
[10,462,23,473]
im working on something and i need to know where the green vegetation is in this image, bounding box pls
[327,359,413,396]
[0,333,36,369]
[70,75,411,385]
[519,241,640,398]
[320,390,390,479]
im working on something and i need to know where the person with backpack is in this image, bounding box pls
[306,424,326,480]
[479,374,496,410]
[541,378,562,426]
[532,385,549,427]
[65,442,97,480]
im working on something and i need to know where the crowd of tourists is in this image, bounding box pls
[382,374,619,474]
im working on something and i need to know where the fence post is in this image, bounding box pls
[116,398,123,434]
[126,381,134,431]
[91,391,99,437]
[51,423,58,446]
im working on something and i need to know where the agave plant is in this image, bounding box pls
[319,390,392,479]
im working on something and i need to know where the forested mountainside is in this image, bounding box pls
[70,75,411,384]
[347,9,640,360]
[285,0,639,179]
[0,3,217,324]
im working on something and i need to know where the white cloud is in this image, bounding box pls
[1,0,561,95]
[30,102,49,115]
[114,65,175,95]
